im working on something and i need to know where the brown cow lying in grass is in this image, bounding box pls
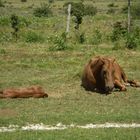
[0,85,48,98]
[82,56,140,94]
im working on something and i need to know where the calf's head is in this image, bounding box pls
[100,58,115,93]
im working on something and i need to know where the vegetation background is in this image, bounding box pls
[0,0,140,139]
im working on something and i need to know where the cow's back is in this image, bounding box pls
[81,56,104,91]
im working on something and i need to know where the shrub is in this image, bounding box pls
[0,49,6,54]
[92,29,102,45]
[107,8,115,14]
[125,27,140,49]
[70,2,85,17]
[0,32,12,42]
[48,0,54,4]
[121,5,127,14]
[131,3,140,19]
[24,31,44,43]
[74,15,83,30]
[64,2,97,29]
[133,27,140,44]
[113,41,125,50]
[126,34,137,49]
[64,2,97,16]
[122,3,140,19]
[0,17,10,26]
[49,32,69,51]
[110,21,127,42]
[21,0,27,2]
[108,3,115,7]
[84,5,97,16]
[19,17,31,27]
[0,0,4,7]
[64,2,84,30]
[33,3,52,17]
[71,2,84,30]
[79,32,85,44]
[10,14,20,39]
[75,31,85,44]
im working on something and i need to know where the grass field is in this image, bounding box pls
[0,128,140,140]
[0,0,140,139]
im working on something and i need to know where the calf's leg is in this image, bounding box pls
[114,80,126,91]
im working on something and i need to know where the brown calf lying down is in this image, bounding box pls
[82,56,140,93]
[0,85,48,98]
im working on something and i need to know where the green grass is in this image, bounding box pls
[0,128,140,140]
[0,0,140,139]
[0,43,140,127]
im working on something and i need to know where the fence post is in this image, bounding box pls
[128,0,131,33]
[66,4,71,33]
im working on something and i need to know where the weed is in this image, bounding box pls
[10,14,20,39]
[108,3,115,7]
[110,21,127,42]
[0,32,12,42]
[19,17,31,28]
[126,33,138,49]
[132,27,140,45]
[131,3,140,19]
[21,0,27,2]
[74,15,83,30]
[122,3,140,19]
[125,26,140,49]
[112,40,125,50]
[24,31,44,43]
[49,32,69,51]
[121,5,127,14]
[0,48,6,54]
[107,8,115,14]
[0,0,4,7]
[84,5,97,16]
[33,3,52,17]
[91,29,102,45]
[48,0,54,4]
[0,17,10,26]
[75,31,85,44]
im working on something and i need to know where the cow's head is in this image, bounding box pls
[100,58,115,93]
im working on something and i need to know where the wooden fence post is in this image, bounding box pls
[128,0,131,33]
[66,4,71,33]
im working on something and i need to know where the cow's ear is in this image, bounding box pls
[112,58,115,63]
[100,58,105,65]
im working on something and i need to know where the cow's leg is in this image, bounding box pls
[0,94,5,98]
[120,68,140,87]
[41,93,48,98]
[127,80,140,87]
[33,93,48,98]
[114,80,127,91]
